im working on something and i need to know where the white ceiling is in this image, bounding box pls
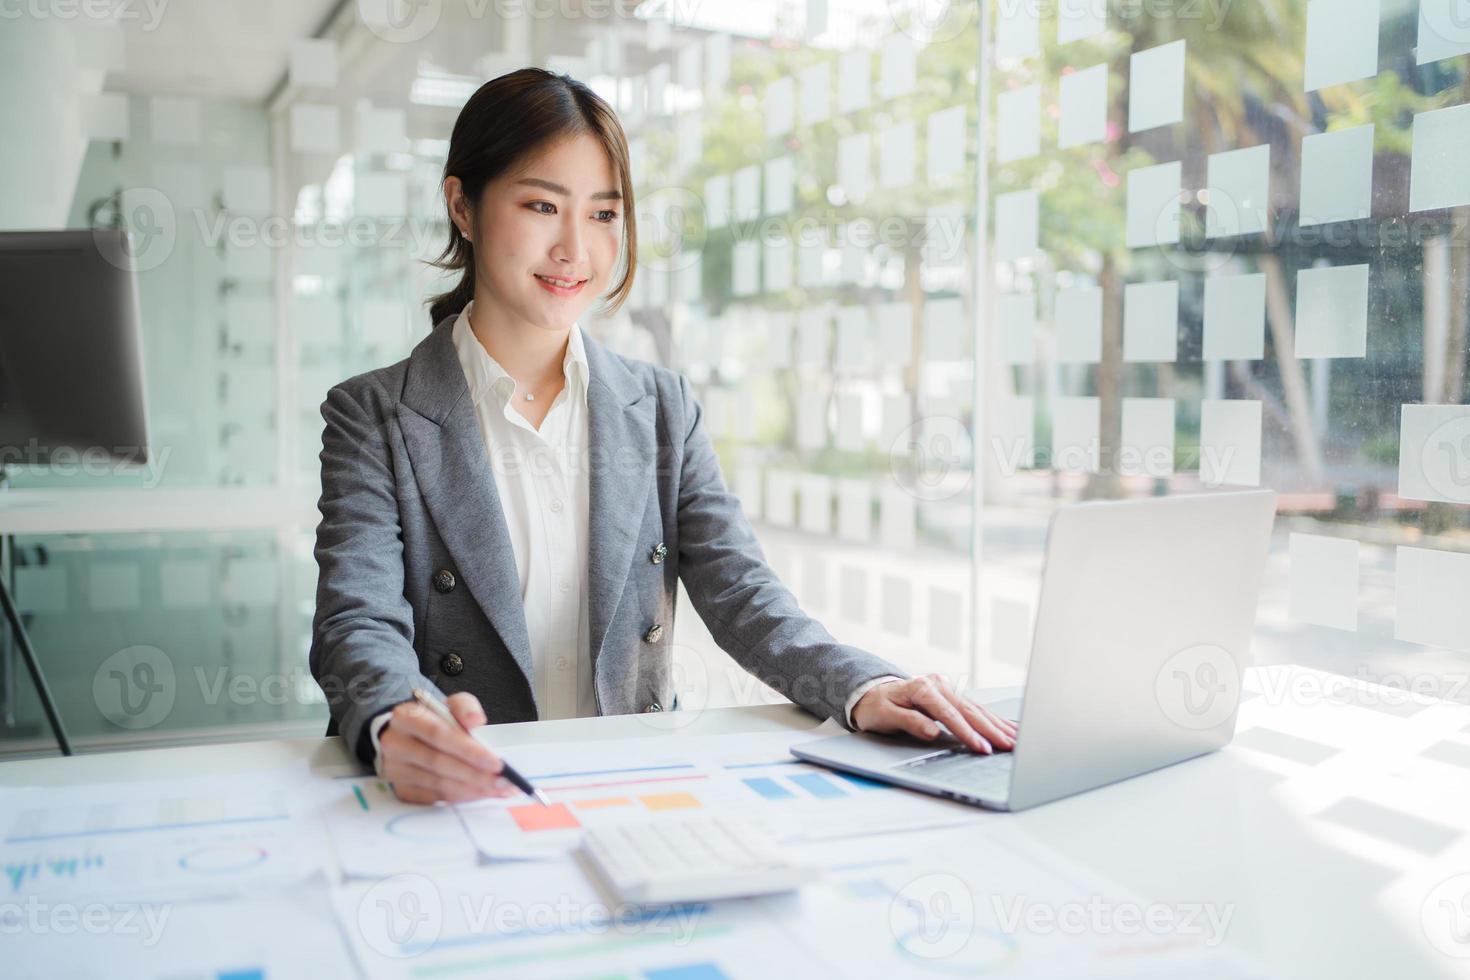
[105,0,340,102]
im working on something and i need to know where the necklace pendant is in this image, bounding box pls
[525,392,535,401]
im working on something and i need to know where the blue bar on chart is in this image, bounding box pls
[834,771,889,791]
[741,777,796,801]
[789,773,848,800]
[217,970,265,980]
[645,963,731,980]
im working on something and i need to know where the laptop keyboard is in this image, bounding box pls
[895,749,1014,798]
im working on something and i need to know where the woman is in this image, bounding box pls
[310,68,1015,804]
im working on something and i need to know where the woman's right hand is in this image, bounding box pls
[377,692,522,804]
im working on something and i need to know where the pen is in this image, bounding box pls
[411,688,551,806]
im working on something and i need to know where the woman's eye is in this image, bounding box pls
[529,201,555,215]
[594,210,618,223]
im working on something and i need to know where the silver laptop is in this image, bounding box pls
[792,490,1277,812]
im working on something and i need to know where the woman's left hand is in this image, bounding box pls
[851,674,1018,754]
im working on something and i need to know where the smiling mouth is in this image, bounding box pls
[534,273,588,290]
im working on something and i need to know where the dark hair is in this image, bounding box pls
[427,68,637,325]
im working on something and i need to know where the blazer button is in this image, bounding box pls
[650,542,667,565]
[441,652,464,676]
[643,624,664,643]
[644,701,663,713]
[432,569,457,593]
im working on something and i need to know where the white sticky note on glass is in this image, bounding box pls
[224,296,272,346]
[706,33,732,92]
[1398,404,1470,504]
[733,164,761,220]
[677,115,702,171]
[226,243,273,281]
[89,563,141,612]
[769,312,794,368]
[880,121,916,189]
[1126,161,1181,248]
[876,302,911,364]
[1199,399,1262,486]
[925,204,967,268]
[222,166,271,213]
[1418,0,1470,64]
[879,33,917,100]
[838,132,873,202]
[835,395,865,451]
[764,238,793,292]
[879,485,917,551]
[764,155,795,215]
[924,298,966,361]
[732,240,760,296]
[1206,144,1270,237]
[836,479,873,542]
[1128,40,1185,133]
[798,308,829,365]
[16,567,66,614]
[799,474,833,535]
[997,84,1041,163]
[995,189,1040,260]
[356,172,408,216]
[765,76,796,137]
[1305,0,1380,90]
[1120,398,1175,477]
[1300,124,1374,225]
[150,95,201,145]
[838,48,872,113]
[798,391,828,450]
[1296,263,1369,358]
[927,104,966,179]
[648,63,670,115]
[1123,279,1179,362]
[1289,533,1359,630]
[800,62,831,124]
[928,586,963,653]
[1203,272,1266,360]
[290,38,338,88]
[82,92,129,142]
[1409,103,1470,212]
[998,292,1036,364]
[160,559,211,610]
[993,397,1035,471]
[836,306,872,369]
[798,241,827,288]
[880,574,912,634]
[705,174,731,229]
[290,103,340,154]
[1058,64,1107,149]
[677,40,702,89]
[1395,546,1470,650]
[881,396,912,450]
[1054,285,1102,363]
[154,162,207,210]
[356,104,406,154]
[765,471,795,526]
[996,1,1040,59]
[1052,397,1100,473]
[1058,0,1108,43]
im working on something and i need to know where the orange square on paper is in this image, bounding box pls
[509,802,580,831]
[574,797,632,810]
[639,792,702,811]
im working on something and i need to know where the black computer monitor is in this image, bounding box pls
[0,229,151,468]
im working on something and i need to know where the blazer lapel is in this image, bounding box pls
[582,330,657,673]
[397,318,536,704]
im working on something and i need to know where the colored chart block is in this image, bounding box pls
[646,963,731,980]
[834,771,889,791]
[508,803,580,832]
[742,777,796,801]
[790,773,848,799]
[573,797,633,810]
[639,793,702,811]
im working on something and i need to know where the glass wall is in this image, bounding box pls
[4,0,1468,756]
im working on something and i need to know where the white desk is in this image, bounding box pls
[4,665,1469,979]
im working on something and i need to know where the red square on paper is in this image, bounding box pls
[508,802,580,832]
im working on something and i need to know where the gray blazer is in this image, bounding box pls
[310,315,903,762]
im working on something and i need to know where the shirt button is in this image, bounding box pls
[644,701,663,713]
[559,578,571,593]
[556,657,568,670]
[440,653,464,676]
[550,499,563,513]
[644,624,664,643]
